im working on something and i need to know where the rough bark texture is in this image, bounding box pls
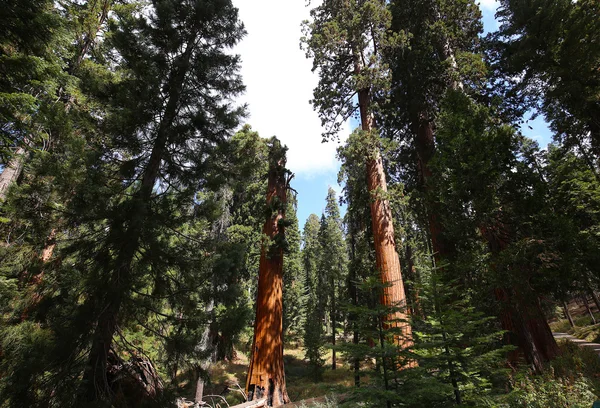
[358,88,413,351]
[482,224,559,372]
[245,141,290,407]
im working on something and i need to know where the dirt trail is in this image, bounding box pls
[553,332,600,356]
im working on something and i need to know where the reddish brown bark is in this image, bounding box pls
[414,114,452,263]
[482,223,559,372]
[356,88,413,352]
[245,140,290,407]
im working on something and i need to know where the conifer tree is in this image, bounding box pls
[283,195,304,342]
[62,0,247,402]
[246,138,291,406]
[302,214,321,300]
[302,214,325,380]
[317,187,348,369]
[491,0,600,158]
[302,0,413,350]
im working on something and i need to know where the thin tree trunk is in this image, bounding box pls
[377,315,392,408]
[245,140,290,407]
[582,295,596,324]
[331,277,336,370]
[563,300,575,328]
[195,300,216,404]
[76,0,112,68]
[585,280,600,312]
[348,230,360,387]
[405,241,422,317]
[591,291,600,314]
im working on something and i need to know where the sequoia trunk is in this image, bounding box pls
[245,140,290,407]
[357,88,413,351]
[483,224,559,372]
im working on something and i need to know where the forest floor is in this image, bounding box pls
[179,302,600,408]
[180,343,351,407]
[549,298,600,343]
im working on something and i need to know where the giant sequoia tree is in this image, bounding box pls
[302,0,413,349]
[246,138,291,407]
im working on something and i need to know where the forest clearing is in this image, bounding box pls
[1,0,600,407]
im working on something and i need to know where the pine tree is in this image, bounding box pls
[491,0,600,158]
[302,213,325,380]
[317,187,348,369]
[283,194,305,342]
[404,272,509,407]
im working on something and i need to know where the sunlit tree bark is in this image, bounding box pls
[245,139,290,407]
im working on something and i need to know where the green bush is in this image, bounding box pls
[489,341,600,407]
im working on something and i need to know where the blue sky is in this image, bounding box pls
[234,0,553,230]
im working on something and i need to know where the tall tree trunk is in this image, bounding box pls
[482,225,559,372]
[563,300,575,328]
[350,32,413,349]
[414,114,454,266]
[195,301,217,404]
[404,238,422,317]
[245,140,290,407]
[357,86,413,352]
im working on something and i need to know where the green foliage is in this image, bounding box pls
[301,0,404,139]
[284,195,305,341]
[491,342,600,407]
[407,272,511,406]
[303,213,325,379]
[491,0,600,153]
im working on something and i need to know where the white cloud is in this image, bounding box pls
[233,0,349,176]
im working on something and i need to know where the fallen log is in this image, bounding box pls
[230,398,267,408]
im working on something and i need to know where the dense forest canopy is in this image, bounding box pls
[1,0,600,407]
